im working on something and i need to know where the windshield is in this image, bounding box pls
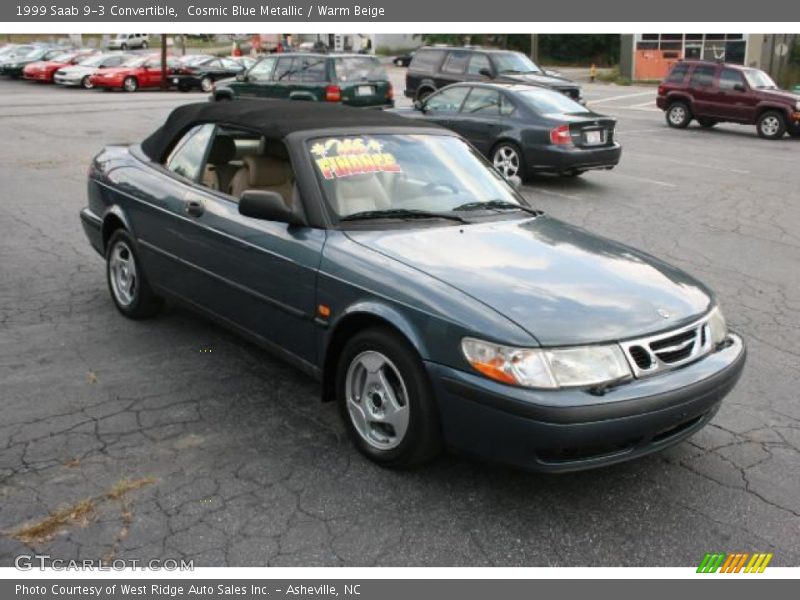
[516,88,589,114]
[743,68,777,89]
[492,52,543,74]
[334,57,387,82]
[22,47,49,59]
[309,134,526,221]
[75,54,101,66]
[49,52,76,63]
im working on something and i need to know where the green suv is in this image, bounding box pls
[213,53,394,109]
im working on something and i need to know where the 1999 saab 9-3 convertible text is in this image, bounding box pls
[80,101,745,472]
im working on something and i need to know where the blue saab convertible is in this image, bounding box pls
[80,101,745,472]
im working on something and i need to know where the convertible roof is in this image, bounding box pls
[141,100,442,162]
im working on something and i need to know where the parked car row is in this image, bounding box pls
[0,44,253,92]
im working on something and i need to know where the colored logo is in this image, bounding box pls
[697,552,773,573]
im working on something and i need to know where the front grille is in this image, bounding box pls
[620,316,713,378]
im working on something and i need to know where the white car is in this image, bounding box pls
[54,53,130,88]
[107,34,149,51]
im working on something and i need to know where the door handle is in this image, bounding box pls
[185,198,205,217]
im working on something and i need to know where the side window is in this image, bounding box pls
[205,59,222,69]
[300,56,327,82]
[500,93,516,116]
[719,68,745,90]
[467,54,491,76]
[410,49,444,71]
[248,57,276,82]
[441,52,470,75]
[221,58,240,70]
[274,57,296,81]
[689,65,715,87]
[665,63,689,84]
[461,87,502,115]
[425,86,470,113]
[166,124,215,182]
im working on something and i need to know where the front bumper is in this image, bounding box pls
[54,74,82,86]
[80,207,104,256]
[527,142,622,175]
[426,333,745,472]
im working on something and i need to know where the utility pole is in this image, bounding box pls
[160,34,168,91]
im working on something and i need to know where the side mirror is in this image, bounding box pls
[479,67,493,78]
[239,190,305,226]
[506,175,522,190]
[236,72,246,82]
[413,99,424,111]
[733,83,746,92]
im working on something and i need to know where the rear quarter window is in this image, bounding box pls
[409,49,444,72]
[334,57,386,82]
[689,65,716,87]
[665,63,689,84]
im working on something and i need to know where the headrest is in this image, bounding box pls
[244,155,292,187]
[263,140,290,160]
[207,135,236,165]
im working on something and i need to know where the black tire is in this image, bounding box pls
[697,118,717,128]
[666,101,692,128]
[80,75,93,90]
[756,111,787,140]
[789,123,800,139]
[105,229,163,319]
[416,87,434,102]
[490,141,526,181]
[336,327,442,469]
[122,76,138,93]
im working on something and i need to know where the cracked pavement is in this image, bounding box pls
[0,74,798,567]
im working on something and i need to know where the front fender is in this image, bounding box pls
[332,300,430,359]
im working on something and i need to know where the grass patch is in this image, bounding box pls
[8,477,156,545]
[595,68,632,86]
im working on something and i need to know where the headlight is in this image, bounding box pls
[461,337,631,389]
[707,306,728,346]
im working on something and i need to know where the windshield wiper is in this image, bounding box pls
[339,209,469,223]
[453,200,543,217]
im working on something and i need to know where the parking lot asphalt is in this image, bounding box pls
[1,68,799,567]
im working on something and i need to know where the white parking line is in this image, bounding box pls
[525,187,582,200]
[625,151,751,175]
[605,172,677,188]
[587,91,655,105]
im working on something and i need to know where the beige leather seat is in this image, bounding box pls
[201,135,237,192]
[331,174,391,216]
[229,155,294,204]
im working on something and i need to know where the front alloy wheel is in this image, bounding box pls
[123,76,138,92]
[337,328,442,468]
[492,143,522,179]
[200,76,214,93]
[81,75,93,89]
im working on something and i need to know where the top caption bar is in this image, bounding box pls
[2,0,800,22]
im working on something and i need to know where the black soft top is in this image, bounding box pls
[141,100,442,162]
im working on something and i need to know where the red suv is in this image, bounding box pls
[657,60,800,140]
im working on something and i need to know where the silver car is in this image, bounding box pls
[54,53,129,88]
[107,34,149,51]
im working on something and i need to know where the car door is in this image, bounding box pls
[716,67,756,122]
[236,56,276,97]
[271,57,297,99]
[419,85,471,130]
[687,64,718,117]
[456,86,506,155]
[437,51,470,88]
[465,53,493,82]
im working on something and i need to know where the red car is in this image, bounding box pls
[22,50,97,83]
[657,60,800,140]
[89,55,179,92]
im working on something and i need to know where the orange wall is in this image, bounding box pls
[634,49,681,81]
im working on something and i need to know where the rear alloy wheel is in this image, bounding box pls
[122,76,138,93]
[81,75,93,89]
[200,76,214,93]
[757,111,786,140]
[337,328,442,468]
[697,118,717,128]
[492,142,523,179]
[106,230,163,319]
[666,102,692,128]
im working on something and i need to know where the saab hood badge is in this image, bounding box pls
[657,308,671,319]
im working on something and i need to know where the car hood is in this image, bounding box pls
[756,88,800,103]
[498,72,579,89]
[344,216,713,345]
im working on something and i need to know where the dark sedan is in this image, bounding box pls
[398,82,621,179]
[172,55,245,92]
[79,100,744,473]
[0,46,63,78]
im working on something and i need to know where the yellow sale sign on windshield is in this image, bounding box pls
[311,138,402,180]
